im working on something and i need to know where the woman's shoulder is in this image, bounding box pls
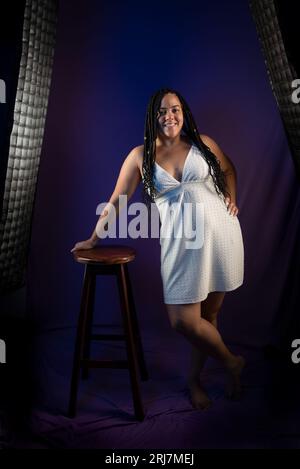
[200,134,220,152]
[126,145,144,173]
[130,144,144,160]
[200,134,214,146]
[132,144,144,156]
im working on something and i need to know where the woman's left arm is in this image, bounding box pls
[200,134,239,216]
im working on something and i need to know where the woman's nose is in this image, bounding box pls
[164,110,174,121]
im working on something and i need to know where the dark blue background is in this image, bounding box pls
[22,0,300,448]
[28,0,296,364]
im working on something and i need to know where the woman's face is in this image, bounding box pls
[156,93,184,138]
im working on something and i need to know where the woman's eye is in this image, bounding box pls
[157,108,180,117]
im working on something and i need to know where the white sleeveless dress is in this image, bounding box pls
[153,144,244,304]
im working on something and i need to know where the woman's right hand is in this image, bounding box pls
[70,238,98,253]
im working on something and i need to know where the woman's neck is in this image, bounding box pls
[156,134,187,149]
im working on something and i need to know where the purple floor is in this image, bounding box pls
[6,326,300,449]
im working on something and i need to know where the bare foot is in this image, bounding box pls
[225,355,245,400]
[188,376,212,410]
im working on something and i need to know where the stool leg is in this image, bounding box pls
[82,273,96,379]
[124,264,148,381]
[117,264,145,421]
[68,266,93,418]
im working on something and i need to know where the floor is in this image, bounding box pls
[2,327,300,449]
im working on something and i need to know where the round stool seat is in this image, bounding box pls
[73,245,136,265]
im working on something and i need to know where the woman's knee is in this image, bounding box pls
[167,310,185,331]
[202,309,218,324]
[201,292,225,323]
[171,316,189,332]
[166,303,200,332]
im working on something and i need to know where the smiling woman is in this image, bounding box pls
[155,95,189,182]
[71,87,245,410]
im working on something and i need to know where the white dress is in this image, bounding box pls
[153,144,244,304]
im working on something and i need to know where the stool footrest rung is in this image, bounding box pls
[91,333,125,341]
[81,359,128,369]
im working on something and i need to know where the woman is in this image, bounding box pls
[71,88,245,410]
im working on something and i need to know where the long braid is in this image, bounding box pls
[142,88,230,204]
[179,92,229,198]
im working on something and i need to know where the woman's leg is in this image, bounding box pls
[187,292,225,409]
[189,291,224,375]
[166,296,244,407]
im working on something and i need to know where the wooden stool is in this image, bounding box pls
[68,245,148,421]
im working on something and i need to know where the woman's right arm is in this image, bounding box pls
[71,146,143,252]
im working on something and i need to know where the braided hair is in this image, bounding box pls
[142,88,229,204]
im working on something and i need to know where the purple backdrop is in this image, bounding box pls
[22,0,300,448]
[28,0,298,344]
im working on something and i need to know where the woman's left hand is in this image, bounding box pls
[225,197,239,216]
